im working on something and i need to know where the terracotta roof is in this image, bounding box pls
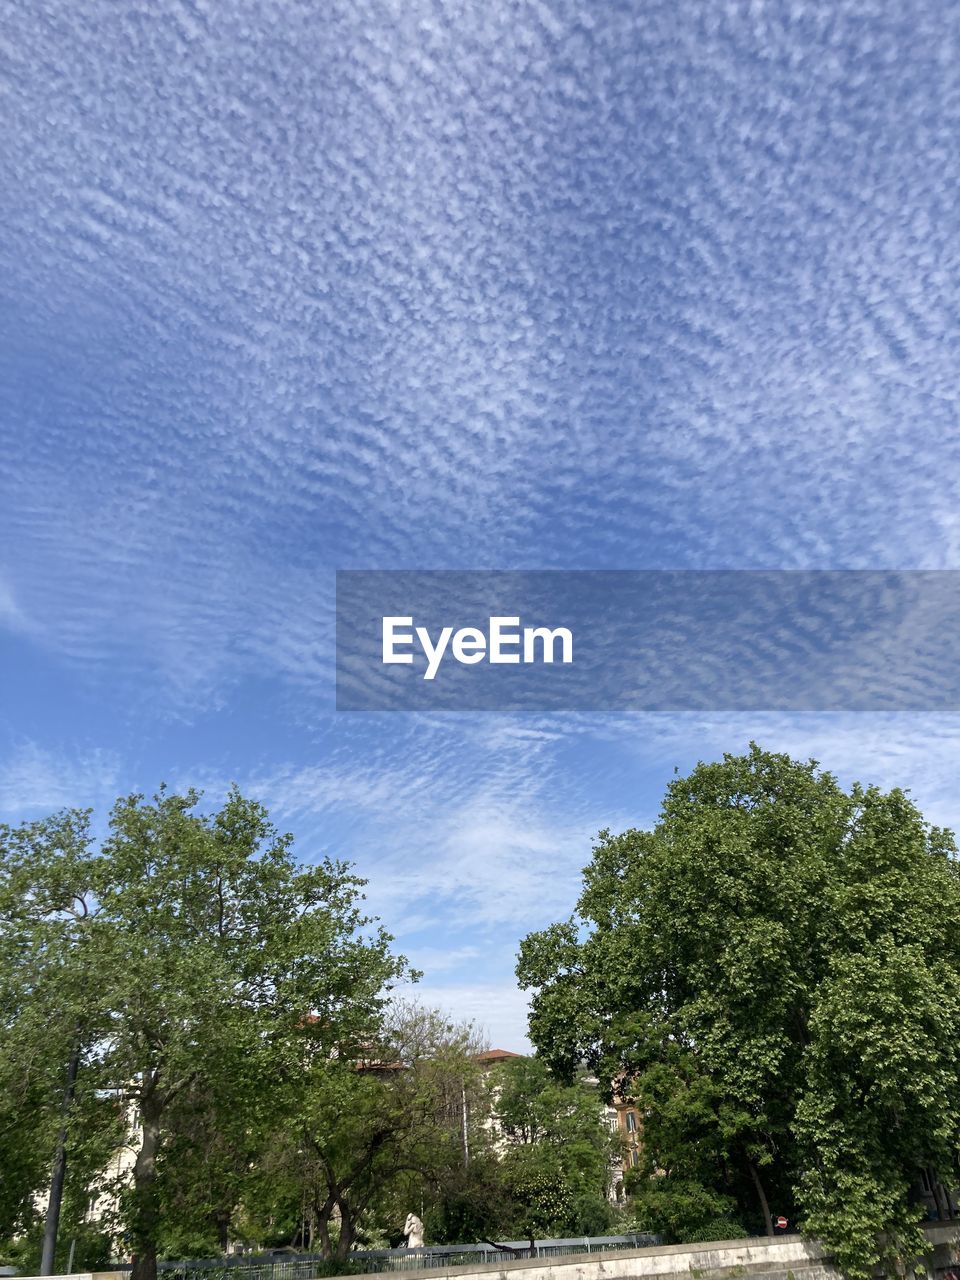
[474,1048,523,1063]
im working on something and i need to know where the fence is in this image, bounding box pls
[147,1235,662,1280]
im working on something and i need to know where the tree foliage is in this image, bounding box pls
[0,787,409,1279]
[489,1057,617,1233]
[241,1002,485,1259]
[517,745,960,1278]
[426,1055,617,1249]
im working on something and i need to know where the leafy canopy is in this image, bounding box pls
[0,786,409,1278]
[517,745,960,1278]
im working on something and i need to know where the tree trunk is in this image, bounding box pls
[213,1209,230,1253]
[461,1082,470,1167]
[747,1158,774,1237]
[334,1203,355,1261]
[316,1213,332,1260]
[40,1039,81,1275]
[314,1196,336,1260]
[130,1095,162,1280]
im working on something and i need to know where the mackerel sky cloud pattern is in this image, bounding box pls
[2,0,959,1044]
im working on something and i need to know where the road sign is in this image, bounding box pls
[775,1216,788,1230]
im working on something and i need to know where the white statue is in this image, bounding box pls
[404,1212,424,1248]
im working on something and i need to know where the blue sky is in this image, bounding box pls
[2,0,960,1047]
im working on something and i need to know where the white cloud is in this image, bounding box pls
[4,0,960,1065]
[0,742,120,818]
[3,0,960,714]
[245,716,604,934]
[403,944,483,976]
[392,979,533,1053]
[0,576,33,636]
[627,712,960,827]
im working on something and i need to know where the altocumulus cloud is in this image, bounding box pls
[3,0,960,1045]
[2,1,960,700]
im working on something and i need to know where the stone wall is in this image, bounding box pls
[350,1234,836,1280]
[14,1224,960,1280]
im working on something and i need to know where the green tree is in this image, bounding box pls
[619,1050,747,1243]
[0,787,408,1280]
[0,807,115,1273]
[426,1056,617,1250]
[488,1057,617,1234]
[498,1147,572,1247]
[151,1073,273,1258]
[517,745,960,1278]
[241,1002,484,1260]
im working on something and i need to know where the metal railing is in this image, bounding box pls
[345,1234,661,1271]
[147,1234,661,1280]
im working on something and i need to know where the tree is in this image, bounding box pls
[0,807,114,1273]
[426,1144,574,1257]
[0,786,409,1280]
[618,1049,747,1243]
[488,1057,617,1234]
[0,1013,72,1263]
[150,1073,275,1258]
[424,1055,617,1252]
[498,1147,573,1248]
[242,1002,485,1260]
[516,745,960,1278]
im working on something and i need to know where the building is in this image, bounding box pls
[608,1094,641,1202]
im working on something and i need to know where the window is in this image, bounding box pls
[625,1110,637,1132]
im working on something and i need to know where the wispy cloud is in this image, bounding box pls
[3,0,959,1051]
[3,1,960,712]
[392,978,533,1053]
[591,712,960,833]
[0,742,120,818]
[0,576,35,637]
